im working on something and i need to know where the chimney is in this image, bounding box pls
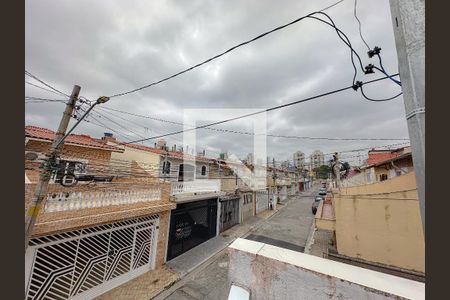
[102,132,116,143]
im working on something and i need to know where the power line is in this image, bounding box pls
[107,0,347,98]
[86,103,228,157]
[25,96,67,104]
[25,70,69,97]
[353,0,371,50]
[25,81,68,98]
[91,108,147,140]
[122,74,398,145]
[320,0,346,12]
[75,104,137,142]
[99,106,408,142]
[25,96,66,101]
[360,85,402,102]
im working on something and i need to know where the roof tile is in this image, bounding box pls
[25,125,123,152]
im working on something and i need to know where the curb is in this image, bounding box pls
[304,219,316,254]
[152,200,291,299]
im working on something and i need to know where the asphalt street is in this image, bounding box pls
[161,188,318,300]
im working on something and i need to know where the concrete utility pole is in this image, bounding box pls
[25,85,81,252]
[389,0,425,233]
[272,158,278,203]
[332,152,341,189]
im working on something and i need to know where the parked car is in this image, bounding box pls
[312,197,322,214]
[318,191,327,197]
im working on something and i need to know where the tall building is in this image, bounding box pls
[310,150,325,169]
[293,151,305,169]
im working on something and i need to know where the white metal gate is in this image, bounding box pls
[25,215,159,300]
[241,193,253,221]
[255,190,268,214]
[280,186,288,201]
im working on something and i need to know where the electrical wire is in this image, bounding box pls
[75,104,137,142]
[353,0,371,50]
[25,81,69,98]
[91,107,147,140]
[306,12,366,85]
[25,96,66,102]
[25,70,69,97]
[351,0,403,93]
[107,0,348,98]
[375,54,402,86]
[121,74,398,145]
[81,103,228,158]
[360,85,403,102]
[27,140,410,181]
[98,106,408,142]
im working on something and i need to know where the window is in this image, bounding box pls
[162,161,171,175]
[379,174,388,181]
[201,165,207,176]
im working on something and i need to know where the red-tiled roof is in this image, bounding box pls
[367,147,408,165]
[366,152,412,168]
[367,152,398,165]
[25,126,124,152]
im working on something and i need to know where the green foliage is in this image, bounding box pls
[314,165,331,179]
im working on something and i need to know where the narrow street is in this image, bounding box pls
[160,188,318,300]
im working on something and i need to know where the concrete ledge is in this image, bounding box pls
[314,200,335,231]
[229,238,424,300]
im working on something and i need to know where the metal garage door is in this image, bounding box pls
[241,193,253,222]
[167,198,217,261]
[255,190,269,214]
[25,215,159,300]
[219,197,240,232]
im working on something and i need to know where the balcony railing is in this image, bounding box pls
[44,188,161,212]
[170,180,220,195]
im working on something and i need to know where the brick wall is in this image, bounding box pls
[26,140,113,160]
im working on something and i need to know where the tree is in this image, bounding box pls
[314,165,331,179]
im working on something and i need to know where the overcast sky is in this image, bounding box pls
[25,0,409,166]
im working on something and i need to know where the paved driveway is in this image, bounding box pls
[244,191,317,252]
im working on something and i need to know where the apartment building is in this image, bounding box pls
[309,149,325,169]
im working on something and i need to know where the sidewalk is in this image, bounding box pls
[95,207,280,300]
[166,209,277,277]
[95,191,315,300]
[156,192,314,300]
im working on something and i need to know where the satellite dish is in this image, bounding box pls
[25,152,39,161]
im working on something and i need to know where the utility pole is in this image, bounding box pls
[389,0,425,233]
[332,152,341,189]
[272,158,278,203]
[25,85,81,252]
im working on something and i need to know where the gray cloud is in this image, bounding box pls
[26,0,408,165]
